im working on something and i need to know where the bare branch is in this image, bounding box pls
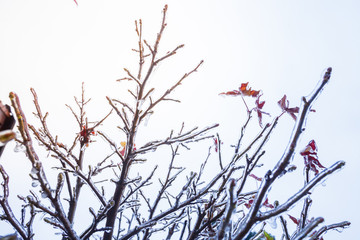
[139,60,204,123]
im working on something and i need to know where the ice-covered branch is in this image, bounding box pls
[257,161,345,221]
[292,217,324,240]
[217,179,236,240]
[233,67,333,240]
[0,165,29,239]
[10,92,80,240]
[135,123,218,154]
[309,220,351,240]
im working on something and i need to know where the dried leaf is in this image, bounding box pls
[219,82,260,97]
[79,125,95,146]
[278,95,299,120]
[219,90,241,96]
[278,95,315,120]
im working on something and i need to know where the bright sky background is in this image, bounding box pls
[0,0,359,239]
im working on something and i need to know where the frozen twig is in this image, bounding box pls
[0,165,29,239]
[10,92,80,240]
[279,215,291,240]
[308,220,351,240]
[135,123,218,154]
[292,217,324,240]
[257,161,345,221]
[217,179,236,240]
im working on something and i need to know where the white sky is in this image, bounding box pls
[0,0,359,239]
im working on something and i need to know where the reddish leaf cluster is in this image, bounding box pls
[244,196,254,209]
[278,95,300,121]
[79,125,95,146]
[278,95,315,121]
[219,83,269,127]
[263,198,275,209]
[300,140,325,174]
[219,82,260,97]
[240,83,260,97]
[244,196,274,209]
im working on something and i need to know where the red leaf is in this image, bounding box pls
[74,0,78,5]
[300,140,325,174]
[244,196,274,209]
[288,214,300,225]
[249,174,262,181]
[256,98,265,109]
[278,95,287,109]
[255,95,270,127]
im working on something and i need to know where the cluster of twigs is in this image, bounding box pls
[0,4,350,240]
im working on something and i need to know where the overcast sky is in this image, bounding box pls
[0,1,359,239]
